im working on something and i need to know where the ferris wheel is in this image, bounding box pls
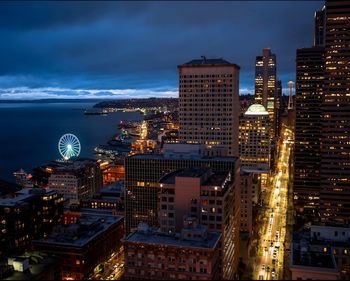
[58,133,81,160]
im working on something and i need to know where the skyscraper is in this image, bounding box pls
[178,57,240,157]
[254,48,277,139]
[294,46,325,215]
[239,104,270,172]
[320,0,350,222]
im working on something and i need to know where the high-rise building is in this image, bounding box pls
[239,104,270,172]
[178,57,240,157]
[157,167,240,279]
[254,48,277,139]
[124,143,240,235]
[319,0,350,222]
[294,46,325,216]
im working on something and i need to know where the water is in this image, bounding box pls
[0,102,142,182]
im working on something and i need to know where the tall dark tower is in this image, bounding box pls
[294,47,325,216]
[319,0,350,222]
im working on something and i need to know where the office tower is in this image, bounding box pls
[320,0,350,222]
[178,57,240,157]
[157,167,240,279]
[125,143,239,235]
[314,6,326,47]
[239,104,270,172]
[294,46,325,215]
[0,188,64,257]
[124,221,221,280]
[254,48,277,139]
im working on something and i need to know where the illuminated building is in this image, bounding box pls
[101,163,125,185]
[254,48,277,140]
[33,210,124,280]
[239,104,270,173]
[319,0,350,222]
[0,188,63,257]
[80,181,125,216]
[44,158,103,204]
[178,57,240,157]
[157,167,240,279]
[125,143,239,235]
[294,46,325,216]
[124,221,221,280]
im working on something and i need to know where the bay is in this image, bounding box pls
[0,102,142,182]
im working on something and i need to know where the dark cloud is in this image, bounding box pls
[0,1,323,98]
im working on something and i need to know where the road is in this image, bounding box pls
[253,128,293,280]
[88,247,125,280]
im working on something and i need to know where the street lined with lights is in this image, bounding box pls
[254,129,293,280]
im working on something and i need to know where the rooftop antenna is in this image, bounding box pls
[288,81,294,110]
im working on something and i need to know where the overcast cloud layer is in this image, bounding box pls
[0,1,323,99]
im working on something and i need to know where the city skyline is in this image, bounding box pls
[0,1,322,100]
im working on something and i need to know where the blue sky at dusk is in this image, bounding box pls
[0,1,323,100]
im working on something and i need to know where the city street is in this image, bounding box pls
[253,128,293,280]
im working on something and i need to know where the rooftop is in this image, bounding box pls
[245,104,268,115]
[128,153,237,162]
[159,167,210,184]
[33,211,123,248]
[291,232,338,271]
[179,57,240,69]
[126,228,221,250]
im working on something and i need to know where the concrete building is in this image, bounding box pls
[320,0,350,222]
[124,221,221,280]
[0,188,64,257]
[157,167,240,279]
[240,171,253,236]
[33,210,124,280]
[290,231,339,280]
[124,143,240,235]
[239,104,270,172]
[178,57,240,157]
[46,158,103,203]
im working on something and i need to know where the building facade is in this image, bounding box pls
[0,188,64,257]
[294,46,325,217]
[178,57,240,157]
[157,167,240,279]
[239,104,270,172]
[33,211,124,280]
[254,48,278,139]
[320,0,350,222]
[124,222,221,280]
[124,143,240,235]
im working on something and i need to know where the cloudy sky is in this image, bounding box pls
[0,1,323,100]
